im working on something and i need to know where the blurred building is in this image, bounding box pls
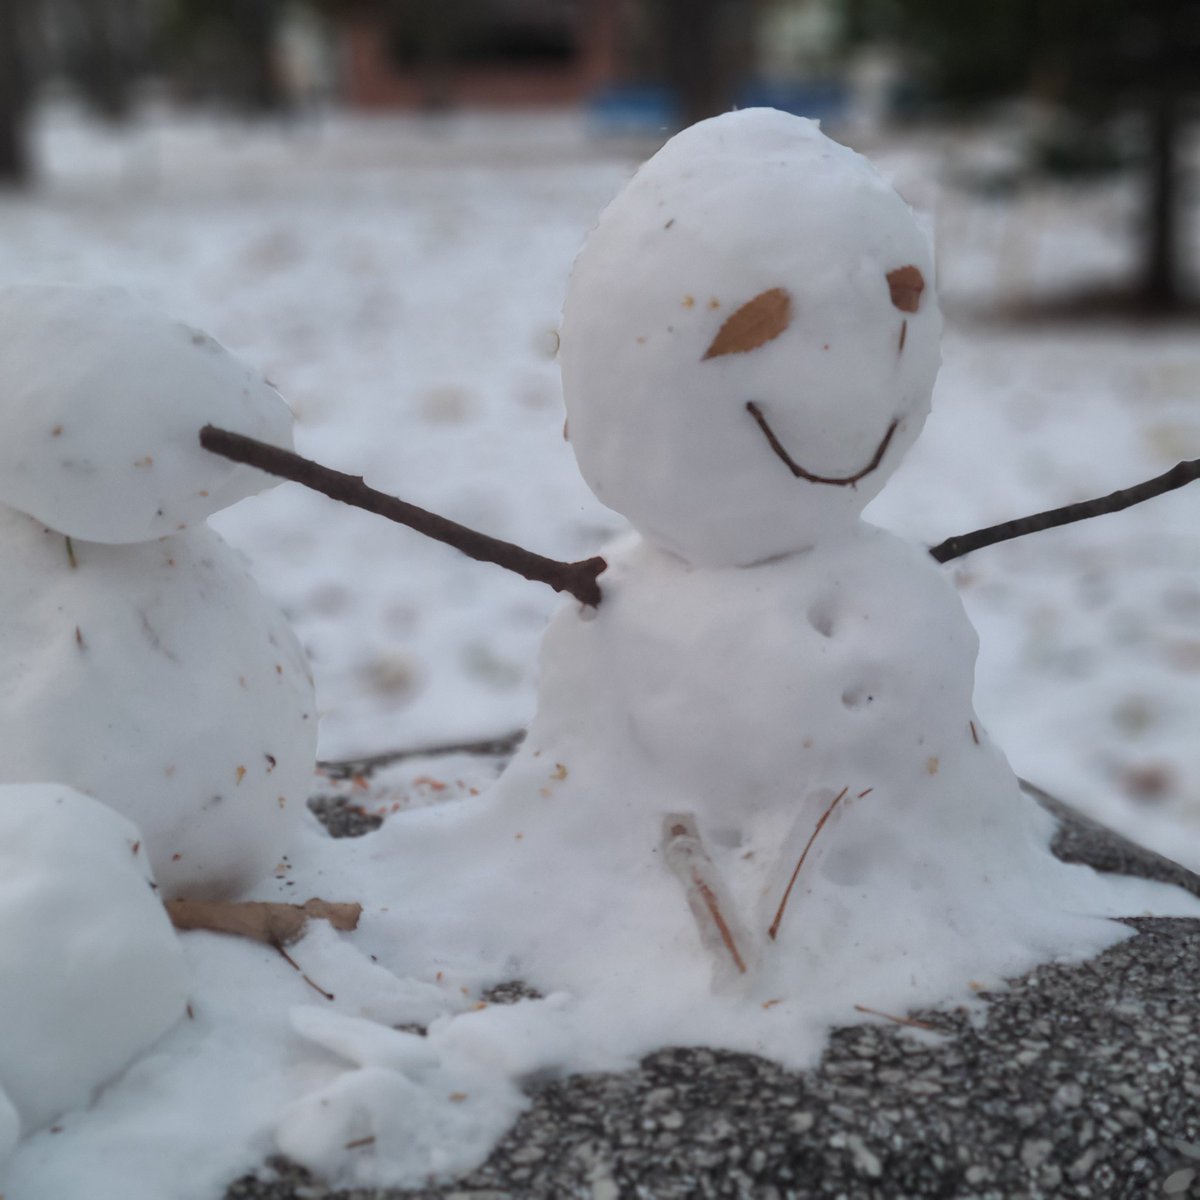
[332,0,853,127]
[337,0,611,109]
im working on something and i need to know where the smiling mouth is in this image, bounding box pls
[745,401,899,488]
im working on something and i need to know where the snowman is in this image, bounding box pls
[390,107,1112,1005]
[206,110,1199,1040]
[0,284,325,1166]
[0,284,318,899]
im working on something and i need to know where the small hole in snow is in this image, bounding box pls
[709,827,743,849]
[841,685,874,710]
[807,600,836,638]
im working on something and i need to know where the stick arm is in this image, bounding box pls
[200,425,607,607]
[929,456,1200,564]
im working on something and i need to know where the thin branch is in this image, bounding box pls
[663,814,754,981]
[930,456,1200,564]
[767,786,848,942]
[200,426,607,607]
[318,730,526,780]
[853,1003,935,1031]
[271,940,335,1001]
[746,403,897,487]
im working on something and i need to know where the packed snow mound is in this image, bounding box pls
[0,506,317,897]
[0,783,188,1133]
[0,284,294,544]
[560,108,942,567]
[379,531,1190,1044]
[275,1005,536,1188]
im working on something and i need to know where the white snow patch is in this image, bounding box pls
[0,783,188,1135]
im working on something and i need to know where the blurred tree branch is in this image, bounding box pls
[870,0,1200,311]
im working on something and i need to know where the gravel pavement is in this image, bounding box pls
[224,781,1200,1200]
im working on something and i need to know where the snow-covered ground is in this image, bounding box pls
[2,103,1200,1195]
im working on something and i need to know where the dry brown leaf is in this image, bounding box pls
[702,287,792,360]
[887,265,925,313]
[165,897,362,946]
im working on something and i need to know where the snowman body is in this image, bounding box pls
[0,285,317,898]
[475,523,1060,1001]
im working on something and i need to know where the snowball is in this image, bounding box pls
[0,783,188,1132]
[559,109,942,566]
[0,284,294,544]
[0,506,317,897]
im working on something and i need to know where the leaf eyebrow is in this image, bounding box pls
[702,288,792,360]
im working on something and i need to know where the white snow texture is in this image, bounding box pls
[0,284,294,544]
[0,506,317,897]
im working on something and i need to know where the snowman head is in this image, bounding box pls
[560,108,942,567]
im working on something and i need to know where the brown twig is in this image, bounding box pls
[693,874,749,975]
[199,426,607,607]
[853,1003,935,1031]
[767,787,848,941]
[318,729,526,780]
[663,815,754,980]
[272,940,335,1001]
[929,456,1200,564]
[746,403,897,487]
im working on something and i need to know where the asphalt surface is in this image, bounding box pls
[223,782,1200,1200]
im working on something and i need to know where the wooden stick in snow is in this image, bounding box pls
[767,787,847,942]
[663,814,755,982]
[200,425,608,607]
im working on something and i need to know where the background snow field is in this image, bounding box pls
[1,108,1199,1196]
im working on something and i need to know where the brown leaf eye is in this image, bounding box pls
[887,265,925,313]
[702,288,792,360]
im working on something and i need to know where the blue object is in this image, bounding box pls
[734,78,850,125]
[584,84,680,136]
[583,78,851,137]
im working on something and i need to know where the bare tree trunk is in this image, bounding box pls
[657,0,730,128]
[239,0,285,114]
[75,0,135,121]
[0,0,32,184]
[1142,71,1181,310]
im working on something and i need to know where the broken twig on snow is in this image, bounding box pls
[663,814,754,980]
[318,729,526,780]
[853,1003,935,1031]
[199,425,607,607]
[768,787,848,942]
[272,939,336,1001]
[929,455,1200,564]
